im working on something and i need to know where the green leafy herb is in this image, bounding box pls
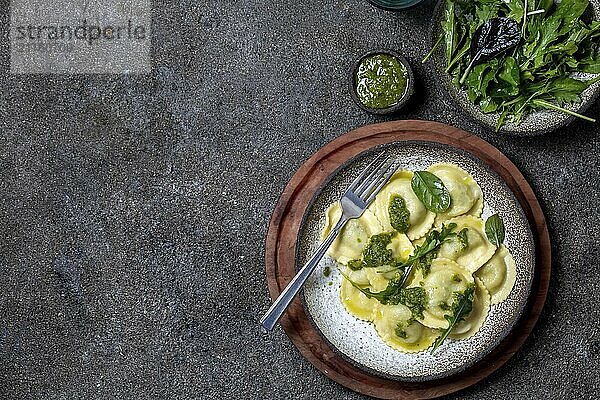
[443,0,458,65]
[339,269,403,305]
[399,222,458,278]
[323,266,331,277]
[431,285,475,353]
[411,171,451,213]
[485,214,505,246]
[388,194,411,233]
[425,0,600,129]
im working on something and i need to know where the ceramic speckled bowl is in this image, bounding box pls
[429,0,600,135]
[296,142,535,381]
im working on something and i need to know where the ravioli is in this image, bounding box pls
[325,161,517,355]
[418,258,474,329]
[475,245,517,304]
[341,235,414,317]
[387,232,415,262]
[427,163,483,224]
[339,267,380,321]
[449,277,491,340]
[369,170,436,240]
[366,267,394,291]
[321,201,384,264]
[437,215,497,273]
[373,304,439,353]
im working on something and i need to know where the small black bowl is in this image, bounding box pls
[349,49,415,115]
[366,0,426,11]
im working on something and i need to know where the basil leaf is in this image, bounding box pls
[485,214,505,246]
[411,171,451,213]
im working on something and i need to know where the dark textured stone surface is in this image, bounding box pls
[0,0,599,399]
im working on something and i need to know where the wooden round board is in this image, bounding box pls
[264,120,551,399]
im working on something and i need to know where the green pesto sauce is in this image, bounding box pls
[388,194,411,233]
[362,232,394,268]
[414,250,436,277]
[394,321,409,339]
[346,232,395,270]
[347,259,364,271]
[457,228,469,249]
[398,287,427,320]
[323,266,331,278]
[355,54,409,109]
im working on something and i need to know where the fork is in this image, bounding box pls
[260,152,396,331]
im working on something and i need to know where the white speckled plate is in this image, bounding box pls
[429,0,600,135]
[297,141,535,381]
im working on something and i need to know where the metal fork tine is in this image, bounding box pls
[363,163,396,204]
[355,156,394,197]
[347,152,386,192]
[353,155,392,196]
[260,150,397,332]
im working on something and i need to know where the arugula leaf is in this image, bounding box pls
[411,171,451,213]
[431,285,475,353]
[443,1,457,65]
[551,0,590,36]
[506,0,524,22]
[339,268,401,304]
[466,61,500,101]
[582,59,600,74]
[498,56,520,87]
[380,222,458,279]
[547,77,589,104]
[485,214,505,246]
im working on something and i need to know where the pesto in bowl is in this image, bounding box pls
[350,50,414,115]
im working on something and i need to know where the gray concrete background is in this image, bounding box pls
[1,0,599,399]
